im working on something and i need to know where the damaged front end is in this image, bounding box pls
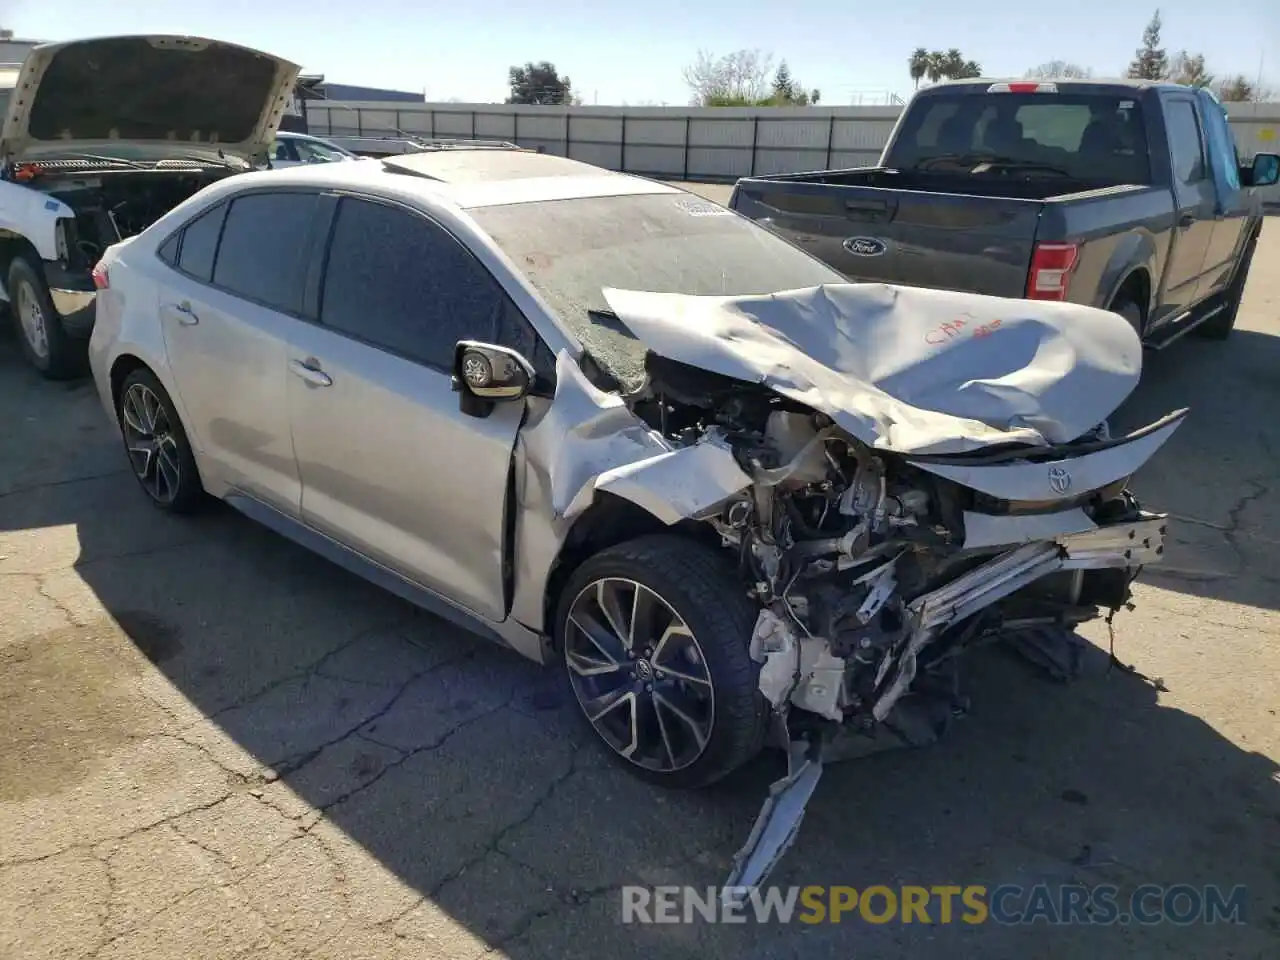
[619,352,1181,899]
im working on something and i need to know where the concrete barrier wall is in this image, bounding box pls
[307,100,1280,203]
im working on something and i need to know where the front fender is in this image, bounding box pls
[0,179,72,262]
[506,351,752,636]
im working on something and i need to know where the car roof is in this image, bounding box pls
[223,147,683,210]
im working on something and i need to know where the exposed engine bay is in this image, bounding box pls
[32,166,236,272]
[624,350,1171,896]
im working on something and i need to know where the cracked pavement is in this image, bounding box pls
[2,193,1278,959]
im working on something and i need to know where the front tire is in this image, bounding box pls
[116,367,206,514]
[555,534,769,789]
[7,256,86,380]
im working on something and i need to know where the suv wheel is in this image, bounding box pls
[116,367,206,513]
[554,534,769,789]
[8,256,85,379]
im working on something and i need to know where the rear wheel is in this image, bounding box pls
[1194,232,1257,341]
[7,256,85,379]
[1112,298,1144,339]
[555,534,769,789]
[116,367,206,514]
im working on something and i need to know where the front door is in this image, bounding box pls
[285,193,524,623]
[1150,95,1216,329]
[157,191,321,515]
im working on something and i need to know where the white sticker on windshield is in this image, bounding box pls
[674,197,733,217]
[1119,100,1134,109]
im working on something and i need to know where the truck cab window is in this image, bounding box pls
[1163,100,1207,185]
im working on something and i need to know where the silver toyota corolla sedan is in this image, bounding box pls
[88,147,1175,893]
[88,149,845,794]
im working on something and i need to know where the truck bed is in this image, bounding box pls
[729,166,1160,301]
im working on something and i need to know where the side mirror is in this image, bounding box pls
[1249,152,1279,188]
[451,340,534,417]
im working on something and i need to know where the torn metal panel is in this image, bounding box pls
[601,283,1144,455]
[506,350,753,636]
[723,738,824,900]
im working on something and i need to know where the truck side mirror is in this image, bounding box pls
[451,340,535,418]
[1249,153,1279,188]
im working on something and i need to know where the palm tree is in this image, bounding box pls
[908,48,930,89]
[925,51,946,84]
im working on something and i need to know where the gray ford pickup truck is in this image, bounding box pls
[729,79,1279,345]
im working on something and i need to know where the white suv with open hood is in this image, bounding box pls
[0,34,299,378]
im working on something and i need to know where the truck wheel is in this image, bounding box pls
[1112,300,1144,339]
[1194,233,1257,341]
[7,256,85,380]
[554,534,770,790]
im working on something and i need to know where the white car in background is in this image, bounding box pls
[0,34,297,378]
[264,131,359,169]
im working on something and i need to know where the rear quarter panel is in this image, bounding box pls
[1039,185,1176,313]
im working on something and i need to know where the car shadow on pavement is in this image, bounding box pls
[1109,327,1280,612]
[1,325,1278,960]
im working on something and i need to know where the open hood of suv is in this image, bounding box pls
[0,35,301,163]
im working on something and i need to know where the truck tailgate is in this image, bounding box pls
[730,179,1045,298]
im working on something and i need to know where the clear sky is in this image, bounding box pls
[3,0,1276,105]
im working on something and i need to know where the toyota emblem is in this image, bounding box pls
[1047,466,1071,495]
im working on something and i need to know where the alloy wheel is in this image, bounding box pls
[16,281,49,360]
[120,383,182,505]
[564,577,715,773]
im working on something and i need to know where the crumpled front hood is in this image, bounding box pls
[601,282,1143,456]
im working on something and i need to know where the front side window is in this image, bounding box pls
[211,192,318,312]
[318,197,505,368]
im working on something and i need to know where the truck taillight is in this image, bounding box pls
[91,261,110,290]
[1026,242,1079,301]
[987,81,1059,94]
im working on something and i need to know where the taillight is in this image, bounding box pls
[1026,242,1079,301]
[91,261,110,290]
[987,81,1059,94]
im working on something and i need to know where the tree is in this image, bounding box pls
[908,48,931,90]
[1167,50,1212,88]
[506,61,573,105]
[1026,60,1093,80]
[683,50,818,106]
[772,61,795,101]
[1215,74,1271,102]
[682,48,774,106]
[1128,10,1168,80]
[914,48,982,86]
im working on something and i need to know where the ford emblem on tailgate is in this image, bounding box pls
[843,236,887,257]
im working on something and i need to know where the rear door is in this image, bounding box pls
[157,189,321,515]
[1151,94,1217,326]
[283,193,526,623]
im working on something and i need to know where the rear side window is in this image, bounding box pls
[1163,100,1207,185]
[175,203,227,282]
[212,192,318,313]
[318,197,503,368]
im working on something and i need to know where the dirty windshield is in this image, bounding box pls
[885,92,1153,186]
[470,192,846,391]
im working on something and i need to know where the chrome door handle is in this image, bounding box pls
[289,358,332,387]
[172,301,199,325]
